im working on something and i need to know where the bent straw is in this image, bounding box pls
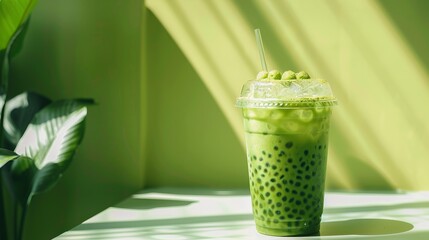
[255,29,268,72]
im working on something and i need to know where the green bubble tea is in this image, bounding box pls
[244,107,331,236]
[237,77,337,236]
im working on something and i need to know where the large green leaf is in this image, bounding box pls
[3,92,51,148]
[14,99,93,197]
[0,0,38,50]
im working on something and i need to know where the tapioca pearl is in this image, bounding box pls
[305,175,311,180]
[275,210,282,216]
[265,192,271,197]
[259,157,263,161]
[256,178,262,184]
[262,151,266,155]
[287,214,294,219]
[251,181,254,186]
[288,197,295,203]
[285,188,290,193]
[270,186,275,192]
[257,165,262,170]
[307,193,313,198]
[284,206,291,212]
[292,190,298,195]
[263,209,267,215]
[305,205,311,210]
[289,179,294,184]
[304,150,309,156]
[312,154,316,159]
[305,166,310,171]
[265,162,270,168]
[268,199,273,204]
[310,160,315,166]
[274,172,279,177]
[311,185,316,191]
[261,173,266,178]
[270,178,276,183]
[279,216,285,220]
[276,192,282,197]
[274,146,279,151]
[276,183,282,188]
[252,155,257,160]
[300,162,306,168]
[295,182,301,187]
[287,158,293,163]
[292,165,298,169]
[282,196,288,202]
[268,210,274,217]
[285,167,289,172]
[285,141,293,149]
[312,171,316,176]
[287,222,293,227]
[280,175,285,180]
[303,184,309,189]
[273,219,279,224]
[299,210,305,215]
[296,175,302,180]
[296,200,302,205]
[295,221,300,227]
[276,159,281,163]
[271,165,277,170]
[268,154,272,158]
[292,209,298,214]
[300,191,306,197]
[276,202,282,207]
[263,168,268,173]
[297,169,303,174]
[259,193,265,200]
[303,198,308,204]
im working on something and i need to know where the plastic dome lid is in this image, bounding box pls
[236,79,337,109]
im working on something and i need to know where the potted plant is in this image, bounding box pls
[0,1,94,239]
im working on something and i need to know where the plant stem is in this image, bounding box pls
[17,204,28,240]
[0,181,8,240]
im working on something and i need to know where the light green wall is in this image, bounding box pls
[146,0,429,191]
[9,0,144,239]
[145,11,248,188]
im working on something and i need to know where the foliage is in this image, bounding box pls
[0,1,94,239]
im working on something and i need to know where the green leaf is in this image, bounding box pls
[15,99,94,195]
[3,92,52,148]
[0,148,18,168]
[0,0,38,50]
[1,155,35,206]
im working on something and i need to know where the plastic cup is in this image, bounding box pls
[236,79,337,236]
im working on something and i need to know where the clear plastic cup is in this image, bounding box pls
[236,79,337,236]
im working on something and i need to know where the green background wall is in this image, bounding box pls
[9,0,144,239]
[5,0,429,239]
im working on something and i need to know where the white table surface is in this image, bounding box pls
[55,188,429,240]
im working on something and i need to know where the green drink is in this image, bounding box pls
[237,77,337,236]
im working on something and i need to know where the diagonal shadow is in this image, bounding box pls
[73,213,254,231]
[114,198,196,210]
[232,0,298,70]
[326,0,429,145]
[142,187,250,196]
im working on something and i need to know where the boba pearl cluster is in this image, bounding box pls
[243,107,331,235]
